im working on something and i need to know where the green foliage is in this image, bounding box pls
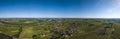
[0,19,120,39]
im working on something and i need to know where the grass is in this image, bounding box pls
[0,19,120,39]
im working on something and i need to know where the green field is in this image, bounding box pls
[0,18,120,39]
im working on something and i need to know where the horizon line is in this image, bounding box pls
[0,17,120,18]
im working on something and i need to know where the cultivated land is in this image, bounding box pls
[0,18,120,39]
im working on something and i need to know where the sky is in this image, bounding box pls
[0,0,120,18]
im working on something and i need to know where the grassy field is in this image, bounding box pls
[0,18,120,39]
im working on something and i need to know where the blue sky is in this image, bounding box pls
[0,0,120,18]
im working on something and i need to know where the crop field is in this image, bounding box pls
[0,18,120,39]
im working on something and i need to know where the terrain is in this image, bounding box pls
[0,18,120,39]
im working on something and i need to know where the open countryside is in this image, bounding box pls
[0,18,120,39]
